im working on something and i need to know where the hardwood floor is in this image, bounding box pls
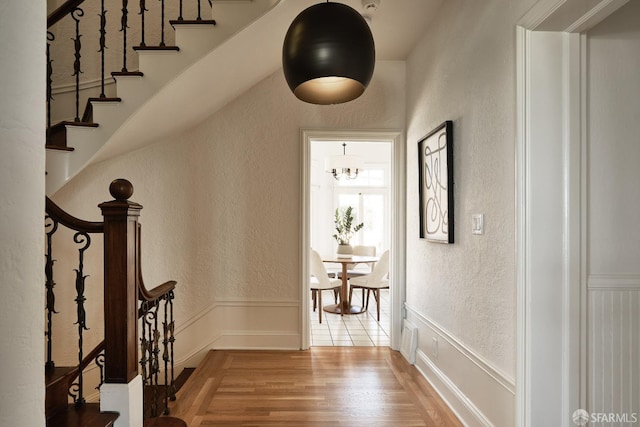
[168,348,462,426]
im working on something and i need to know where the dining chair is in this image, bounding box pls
[348,250,389,321]
[336,245,377,280]
[309,249,342,323]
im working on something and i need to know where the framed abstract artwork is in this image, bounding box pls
[418,120,454,243]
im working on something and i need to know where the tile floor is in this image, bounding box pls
[310,288,390,347]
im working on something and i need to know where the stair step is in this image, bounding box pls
[46,403,118,427]
[45,366,78,418]
[111,70,144,78]
[133,45,180,52]
[82,97,122,123]
[46,121,98,150]
[45,144,74,152]
[169,19,217,27]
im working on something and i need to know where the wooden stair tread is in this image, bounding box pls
[111,71,144,77]
[63,121,98,127]
[169,19,217,26]
[46,144,74,151]
[133,45,180,51]
[46,403,118,427]
[88,97,122,103]
[48,120,98,129]
[46,120,98,150]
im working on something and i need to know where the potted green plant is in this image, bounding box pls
[332,206,364,255]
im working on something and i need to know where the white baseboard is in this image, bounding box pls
[405,305,516,427]
[174,298,302,367]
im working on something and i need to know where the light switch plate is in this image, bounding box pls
[472,214,484,235]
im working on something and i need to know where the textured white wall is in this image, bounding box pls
[53,60,405,358]
[0,0,46,425]
[405,0,535,381]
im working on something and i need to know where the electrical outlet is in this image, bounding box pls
[432,337,438,359]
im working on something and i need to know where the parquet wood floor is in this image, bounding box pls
[168,347,462,426]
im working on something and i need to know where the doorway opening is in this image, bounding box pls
[300,129,405,350]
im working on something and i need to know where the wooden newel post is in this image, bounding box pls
[99,179,142,384]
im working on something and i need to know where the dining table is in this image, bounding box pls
[321,254,379,315]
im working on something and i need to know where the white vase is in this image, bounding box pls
[336,244,353,257]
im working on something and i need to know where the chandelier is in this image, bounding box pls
[325,143,363,180]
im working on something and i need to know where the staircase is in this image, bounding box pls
[45,0,293,196]
[44,179,188,427]
[44,2,307,425]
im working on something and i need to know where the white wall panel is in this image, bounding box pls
[588,282,640,419]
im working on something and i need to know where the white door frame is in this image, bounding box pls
[516,1,629,425]
[300,129,405,350]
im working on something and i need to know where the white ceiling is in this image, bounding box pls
[219,0,446,60]
[333,0,444,60]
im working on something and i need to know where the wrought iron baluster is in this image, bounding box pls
[46,32,55,129]
[140,300,152,418]
[139,301,149,396]
[98,0,107,98]
[197,0,202,20]
[120,0,130,71]
[71,8,85,122]
[138,0,148,47]
[178,0,184,21]
[152,307,161,416]
[142,304,160,417]
[162,298,169,413]
[167,291,176,401]
[45,216,59,370]
[158,0,166,47]
[161,296,171,414]
[73,231,91,407]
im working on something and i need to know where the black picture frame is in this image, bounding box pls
[418,120,454,243]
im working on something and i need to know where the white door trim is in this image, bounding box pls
[516,1,629,426]
[300,129,405,350]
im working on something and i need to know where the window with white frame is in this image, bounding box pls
[334,164,389,255]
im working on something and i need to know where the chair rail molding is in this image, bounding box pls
[405,304,515,427]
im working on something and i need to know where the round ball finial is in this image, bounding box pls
[109,179,134,200]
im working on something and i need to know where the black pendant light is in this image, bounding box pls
[282,2,375,105]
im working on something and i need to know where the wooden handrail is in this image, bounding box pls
[79,340,105,373]
[46,197,104,233]
[137,223,176,302]
[139,280,177,302]
[48,0,86,28]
